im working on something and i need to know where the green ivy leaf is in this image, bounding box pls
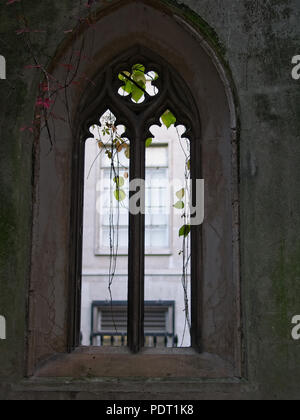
[105,150,112,159]
[125,145,130,159]
[176,188,185,200]
[145,138,153,148]
[133,71,146,86]
[179,224,191,238]
[153,72,159,81]
[131,84,144,103]
[113,176,125,188]
[132,64,146,73]
[121,80,133,94]
[161,110,176,129]
[118,71,131,81]
[114,189,126,202]
[119,65,147,103]
[174,201,185,210]
[187,160,191,171]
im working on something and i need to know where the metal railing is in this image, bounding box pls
[90,332,178,348]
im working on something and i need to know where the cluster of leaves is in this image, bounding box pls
[11,0,101,141]
[118,64,158,103]
[96,121,130,203]
[98,108,178,203]
[98,116,191,242]
[174,186,191,240]
[174,188,190,238]
[113,176,127,202]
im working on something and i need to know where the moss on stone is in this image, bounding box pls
[272,242,300,339]
[160,0,226,57]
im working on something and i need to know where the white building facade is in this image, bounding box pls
[81,120,191,348]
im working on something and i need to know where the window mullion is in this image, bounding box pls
[191,138,203,352]
[128,129,145,353]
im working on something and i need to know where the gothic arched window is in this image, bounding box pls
[28,1,241,380]
[78,47,202,353]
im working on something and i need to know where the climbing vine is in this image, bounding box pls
[8,0,193,344]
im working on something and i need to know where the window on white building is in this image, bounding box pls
[97,145,170,254]
[90,301,176,348]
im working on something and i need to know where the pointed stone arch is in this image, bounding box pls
[28,0,241,378]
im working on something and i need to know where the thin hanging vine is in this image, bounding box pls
[10,0,194,345]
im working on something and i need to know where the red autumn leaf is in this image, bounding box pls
[39,82,50,92]
[36,97,53,109]
[20,126,34,133]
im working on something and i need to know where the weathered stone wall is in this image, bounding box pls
[0,0,299,399]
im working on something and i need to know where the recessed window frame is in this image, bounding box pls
[27,0,242,380]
